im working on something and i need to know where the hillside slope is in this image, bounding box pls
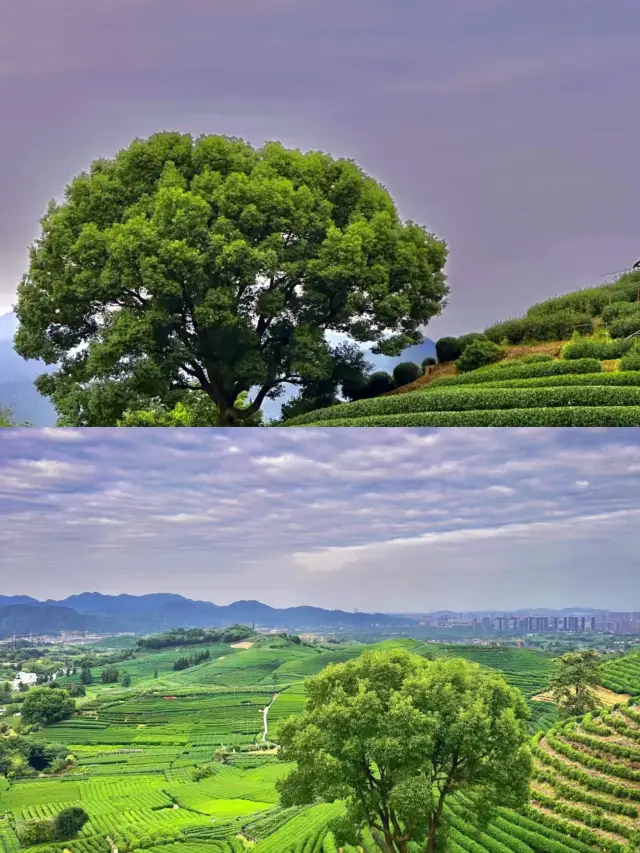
[284,271,640,426]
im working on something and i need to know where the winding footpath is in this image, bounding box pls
[262,693,280,742]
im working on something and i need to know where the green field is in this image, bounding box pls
[3,639,640,853]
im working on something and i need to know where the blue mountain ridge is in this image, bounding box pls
[0,593,418,635]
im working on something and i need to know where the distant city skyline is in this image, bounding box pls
[1,428,639,610]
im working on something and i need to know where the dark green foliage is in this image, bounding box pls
[66,682,86,698]
[619,352,640,371]
[392,361,421,387]
[137,625,252,649]
[52,806,89,839]
[14,132,448,426]
[607,315,640,338]
[435,337,462,363]
[362,371,396,397]
[20,687,75,727]
[172,650,210,671]
[550,651,601,717]
[421,356,437,370]
[121,672,132,687]
[456,333,488,351]
[456,339,504,373]
[80,667,92,685]
[101,667,120,684]
[483,311,593,345]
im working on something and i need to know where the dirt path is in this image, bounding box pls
[106,837,118,853]
[262,693,280,742]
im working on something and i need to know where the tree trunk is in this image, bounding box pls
[219,406,240,427]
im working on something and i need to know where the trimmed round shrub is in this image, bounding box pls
[341,374,370,402]
[421,356,437,371]
[456,339,505,372]
[435,336,462,363]
[392,362,421,387]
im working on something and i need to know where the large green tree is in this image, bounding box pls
[15,132,448,426]
[550,650,602,717]
[20,687,75,727]
[276,649,532,853]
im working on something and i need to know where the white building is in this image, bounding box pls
[10,671,38,691]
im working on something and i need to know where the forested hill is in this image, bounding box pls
[0,592,417,636]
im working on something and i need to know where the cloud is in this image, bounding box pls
[0,427,639,609]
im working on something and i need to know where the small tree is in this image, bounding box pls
[121,673,132,688]
[52,807,89,839]
[456,339,504,373]
[21,687,75,727]
[392,362,420,387]
[67,683,86,698]
[101,667,119,684]
[550,650,602,717]
[277,650,532,853]
[80,667,92,685]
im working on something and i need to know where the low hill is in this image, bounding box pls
[283,269,640,426]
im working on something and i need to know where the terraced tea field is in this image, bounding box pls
[600,654,640,697]
[3,641,640,853]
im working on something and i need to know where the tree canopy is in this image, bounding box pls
[276,649,532,853]
[550,650,602,717]
[20,686,75,727]
[15,132,448,425]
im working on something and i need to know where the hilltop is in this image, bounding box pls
[283,269,640,426]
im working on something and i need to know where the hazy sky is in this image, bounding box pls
[0,427,638,611]
[1,0,639,336]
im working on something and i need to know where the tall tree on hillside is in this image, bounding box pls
[550,650,602,717]
[14,132,448,426]
[276,649,532,853]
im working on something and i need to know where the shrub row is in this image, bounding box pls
[496,810,612,853]
[433,372,640,391]
[532,767,639,817]
[619,353,640,371]
[532,736,640,801]
[563,722,640,762]
[483,311,595,345]
[600,713,640,743]
[293,406,640,428]
[429,359,603,388]
[531,789,632,841]
[547,731,640,781]
[289,384,640,425]
[518,807,628,853]
[580,714,614,736]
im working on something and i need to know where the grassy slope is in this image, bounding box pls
[284,271,640,427]
[2,644,640,853]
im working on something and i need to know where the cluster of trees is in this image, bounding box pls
[173,650,211,671]
[435,333,505,372]
[13,132,448,427]
[19,807,89,845]
[138,625,253,649]
[21,686,75,727]
[0,729,71,779]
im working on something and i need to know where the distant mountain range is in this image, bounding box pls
[0,593,418,636]
[0,311,435,424]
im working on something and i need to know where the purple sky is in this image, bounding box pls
[2,0,639,336]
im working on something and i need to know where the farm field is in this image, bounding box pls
[282,271,640,427]
[3,640,640,853]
